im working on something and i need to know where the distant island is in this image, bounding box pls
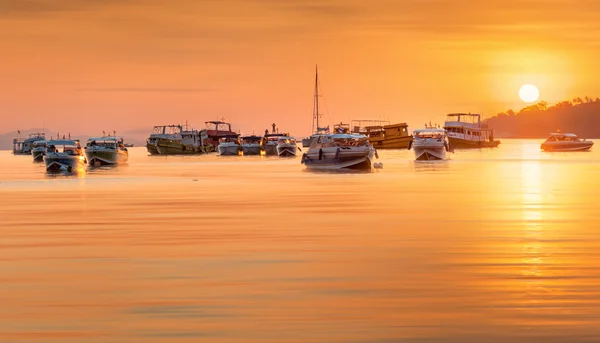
[485,97,600,138]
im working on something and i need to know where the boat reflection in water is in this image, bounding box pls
[301,133,377,170]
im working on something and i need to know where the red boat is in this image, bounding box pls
[203,121,237,150]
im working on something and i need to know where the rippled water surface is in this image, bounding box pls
[2,140,600,342]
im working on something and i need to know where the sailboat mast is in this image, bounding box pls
[313,65,319,133]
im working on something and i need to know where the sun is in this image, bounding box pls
[519,84,539,103]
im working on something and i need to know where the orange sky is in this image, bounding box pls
[1,0,599,136]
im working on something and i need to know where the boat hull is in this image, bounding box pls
[31,148,46,162]
[263,144,278,156]
[218,145,241,156]
[541,141,593,152]
[44,154,86,173]
[447,137,500,149]
[368,136,412,149]
[277,144,297,157]
[242,145,262,156]
[156,139,202,155]
[146,142,160,155]
[302,148,374,170]
[414,148,446,161]
[85,148,128,165]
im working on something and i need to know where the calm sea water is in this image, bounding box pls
[1,139,600,343]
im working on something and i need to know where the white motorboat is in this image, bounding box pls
[43,139,86,173]
[301,133,377,170]
[85,136,129,166]
[277,136,298,157]
[541,132,593,152]
[241,135,263,155]
[408,128,452,161]
[262,133,288,156]
[31,140,47,162]
[218,135,242,156]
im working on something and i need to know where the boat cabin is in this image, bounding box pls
[32,140,47,148]
[277,136,296,145]
[241,135,262,144]
[413,129,447,139]
[444,113,495,142]
[86,137,124,148]
[310,134,370,149]
[219,134,241,144]
[46,140,83,155]
[543,133,587,142]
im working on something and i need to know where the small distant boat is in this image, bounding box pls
[302,65,330,148]
[241,135,263,155]
[85,136,129,166]
[218,134,242,156]
[351,120,412,149]
[31,140,47,162]
[444,113,500,148]
[408,127,452,161]
[277,136,298,157]
[301,133,377,170]
[124,143,134,148]
[541,132,593,152]
[13,132,45,155]
[43,139,86,173]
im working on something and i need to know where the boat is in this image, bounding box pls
[218,134,242,156]
[351,120,412,149]
[146,125,182,155]
[43,139,86,173]
[301,133,377,170]
[85,136,129,166]
[124,143,134,148]
[277,136,298,157]
[333,122,351,134]
[443,113,500,148]
[262,134,289,155]
[408,127,452,161]
[204,120,238,152]
[31,140,47,162]
[241,135,263,155]
[302,65,330,147]
[541,132,593,152]
[13,132,45,155]
[154,123,210,155]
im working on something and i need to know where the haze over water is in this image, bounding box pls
[2,140,600,343]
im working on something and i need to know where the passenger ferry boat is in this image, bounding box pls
[13,132,45,155]
[443,113,500,148]
[351,120,412,149]
[85,136,129,165]
[541,132,593,152]
[44,139,86,173]
[301,133,377,170]
[146,125,182,155]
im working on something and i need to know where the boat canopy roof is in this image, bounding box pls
[278,136,295,140]
[33,140,47,144]
[47,139,79,146]
[220,134,240,138]
[264,133,288,137]
[88,136,123,142]
[550,133,577,137]
[414,128,446,133]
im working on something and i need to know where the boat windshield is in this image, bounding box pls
[547,134,579,142]
[414,130,445,139]
[278,137,296,144]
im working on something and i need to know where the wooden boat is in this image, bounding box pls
[443,113,500,148]
[351,120,412,149]
[541,132,593,152]
[146,125,182,155]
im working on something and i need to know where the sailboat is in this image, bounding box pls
[301,65,330,148]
